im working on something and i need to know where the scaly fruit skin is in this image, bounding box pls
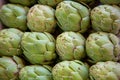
[55,1,90,33]
[0,56,24,80]
[0,4,29,31]
[91,5,120,34]
[52,60,89,80]
[19,65,53,80]
[56,31,86,60]
[27,4,56,33]
[0,28,23,56]
[86,32,120,63]
[21,32,56,65]
[9,0,36,6]
[38,0,63,7]
[100,0,120,5]
[89,61,120,80]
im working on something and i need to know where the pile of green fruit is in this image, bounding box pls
[0,0,120,80]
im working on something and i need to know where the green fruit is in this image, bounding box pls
[0,28,23,56]
[56,31,86,60]
[9,0,36,6]
[100,0,120,5]
[19,65,53,80]
[91,5,120,34]
[90,61,120,80]
[52,60,89,80]
[27,4,56,33]
[55,1,90,33]
[21,32,56,64]
[38,0,63,7]
[0,4,29,31]
[86,32,120,63]
[0,56,24,80]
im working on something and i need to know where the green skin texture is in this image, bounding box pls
[21,32,56,65]
[0,28,23,56]
[91,5,120,34]
[9,0,36,6]
[27,4,56,33]
[56,31,86,60]
[19,65,53,80]
[52,60,89,80]
[0,56,24,80]
[90,61,120,80]
[86,32,120,63]
[100,0,120,5]
[38,0,63,7]
[55,1,90,33]
[0,4,29,31]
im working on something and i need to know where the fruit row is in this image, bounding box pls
[0,0,120,80]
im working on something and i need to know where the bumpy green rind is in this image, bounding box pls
[89,61,120,80]
[52,60,89,80]
[21,32,56,64]
[86,32,120,63]
[27,4,56,33]
[100,0,120,5]
[38,0,63,7]
[0,4,29,31]
[56,31,86,60]
[91,5,120,34]
[0,56,24,80]
[55,1,90,33]
[0,28,23,56]
[9,0,36,6]
[19,65,53,80]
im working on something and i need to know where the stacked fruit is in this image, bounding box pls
[0,0,120,80]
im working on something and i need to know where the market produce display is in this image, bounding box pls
[89,61,120,80]
[0,56,24,80]
[55,1,90,33]
[100,0,120,5]
[21,32,56,64]
[56,31,86,60]
[0,28,23,56]
[27,4,56,33]
[91,5,120,34]
[0,0,120,80]
[38,0,63,7]
[0,4,29,31]
[86,32,120,63]
[19,65,53,80]
[52,60,89,80]
[9,0,36,6]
